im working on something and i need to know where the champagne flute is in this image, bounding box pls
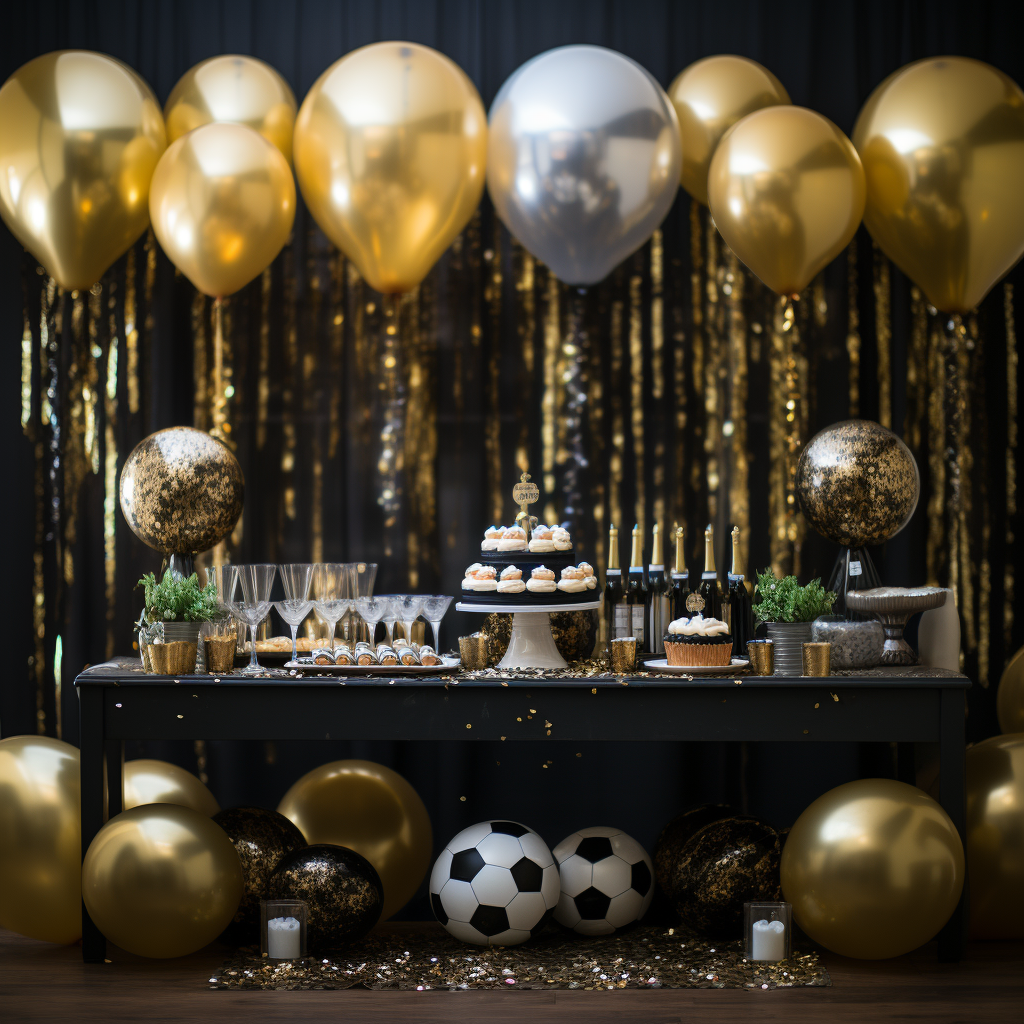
[313,563,352,650]
[421,595,453,652]
[396,595,426,646]
[233,564,277,675]
[209,565,238,637]
[276,564,314,662]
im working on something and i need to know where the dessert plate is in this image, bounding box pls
[644,657,749,676]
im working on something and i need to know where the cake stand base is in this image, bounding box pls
[456,600,601,671]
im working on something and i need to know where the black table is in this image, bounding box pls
[75,659,970,964]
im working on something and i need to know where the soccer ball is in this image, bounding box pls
[553,826,655,935]
[429,820,560,945]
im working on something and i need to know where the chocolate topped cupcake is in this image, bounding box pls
[664,614,733,666]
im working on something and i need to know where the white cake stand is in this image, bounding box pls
[456,600,601,670]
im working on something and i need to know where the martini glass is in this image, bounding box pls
[422,595,453,652]
[233,564,277,675]
[276,563,314,662]
[380,596,400,646]
[354,596,389,647]
[395,595,426,647]
[313,563,354,650]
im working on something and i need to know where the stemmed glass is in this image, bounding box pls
[208,565,238,637]
[275,564,314,663]
[354,596,389,647]
[233,565,277,675]
[380,596,400,646]
[421,595,453,652]
[395,595,426,647]
[313,563,354,650]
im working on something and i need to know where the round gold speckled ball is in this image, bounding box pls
[213,807,307,941]
[653,804,734,903]
[119,427,244,555]
[795,419,919,548]
[267,844,383,951]
[482,609,598,665]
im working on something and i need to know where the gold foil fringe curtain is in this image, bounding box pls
[18,204,1023,738]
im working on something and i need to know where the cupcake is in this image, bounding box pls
[578,562,597,589]
[663,614,733,666]
[481,525,505,551]
[528,527,555,553]
[526,566,557,593]
[552,526,572,551]
[497,565,526,594]
[498,526,528,551]
[557,566,587,593]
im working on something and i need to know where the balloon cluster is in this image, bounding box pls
[1,48,1022,307]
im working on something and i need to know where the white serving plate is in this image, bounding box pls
[284,655,460,676]
[643,657,750,676]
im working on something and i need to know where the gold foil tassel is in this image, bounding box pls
[846,238,860,416]
[690,200,704,499]
[256,267,272,451]
[125,247,139,414]
[191,292,208,430]
[703,216,722,524]
[542,269,559,523]
[650,230,666,536]
[608,293,625,540]
[725,249,749,572]
[1005,282,1018,652]
[873,244,892,428]
[104,280,119,658]
[486,229,503,524]
[629,270,645,534]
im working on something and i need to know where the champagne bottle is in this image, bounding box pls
[625,524,648,647]
[728,525,755,657]
[695,524,723,620]
[646,523,668,654]
[669,525,692,622]
[603,524,626,644]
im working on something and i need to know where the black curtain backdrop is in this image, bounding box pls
[2,0,1022,921]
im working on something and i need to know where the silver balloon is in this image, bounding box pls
[487,45,682,286]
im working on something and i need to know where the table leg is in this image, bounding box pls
[79,687,106,963]
[937,687,967,962]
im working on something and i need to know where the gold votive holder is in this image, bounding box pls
[459,633,490,671]
[747,639,775,676]
[802,642,831,677]
[204,633,237,673]
[610,636,637,674]
[147,640,198,675]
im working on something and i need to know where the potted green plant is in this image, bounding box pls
[753,569,836,675]
[137,570,221,673]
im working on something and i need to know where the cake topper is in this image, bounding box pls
[512,471,540,541]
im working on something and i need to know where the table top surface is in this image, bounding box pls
[76,657,972,690]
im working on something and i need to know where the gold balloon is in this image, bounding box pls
[294,41,487,294]
[669,54,790,206]
[708,105,865,296]
[82,803,242,958]
[853,57,1024,313]
[997,646,1024,734]
[123,758,219,816]
[277,759,432,920]
[0,736,81,944]
[780,778,964,959]
[966,733,1024,938]
[164,54,297,162]
[0,50,166,291]
[149,122,295,297]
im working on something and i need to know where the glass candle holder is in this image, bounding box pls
[261,899,307,960]
[744,901,792,961]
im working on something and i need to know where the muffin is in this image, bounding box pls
[663,614,733,666]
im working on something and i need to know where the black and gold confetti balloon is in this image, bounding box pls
[119,426,244,555]
[795,419,919,548]
[483,608,598,665]
[653,804,734,903]
[267,844,383,951]
[672,818,782,938]
[213,806,307,941]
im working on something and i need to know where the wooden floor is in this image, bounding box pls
[1,926,1021,1023]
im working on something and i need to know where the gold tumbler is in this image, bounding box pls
[459,633,490,671]
[802,642,831,677]
[610,637,637,674]
[204,634,237,674]
[747,639,775,676]
[147,640,198,675]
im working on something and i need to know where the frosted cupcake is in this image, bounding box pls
[497,566,526,594]
[578,562,597,589]
[526,565,557,593]
[557,566,587,593]
[482,525,505,551]
[498,526,528,551]
[663,614,732,666]
[528,527,556,553]
[552,527,572,551]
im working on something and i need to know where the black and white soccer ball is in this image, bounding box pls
[553,826,655,935]
[429,820,560,945]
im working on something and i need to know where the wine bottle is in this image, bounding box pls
[625,524,648,647]
[728,525,754,657]
[646,523,668,654]
[695,524,723,620]
[669,525,692,622]
[603,524,626,644]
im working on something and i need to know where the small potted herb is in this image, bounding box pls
[753,569,836,674]
[137,570,221,673]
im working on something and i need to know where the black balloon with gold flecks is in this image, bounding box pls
[213,806,307,942]
[267,844,383,951]
[653,804,735,904]
[671,817,782,938]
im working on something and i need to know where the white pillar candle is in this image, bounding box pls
[750,918,786,960]
[267,916,301,959]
